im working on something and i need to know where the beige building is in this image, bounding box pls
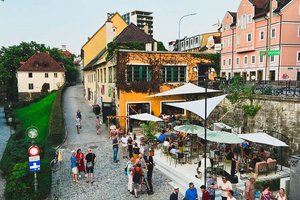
[17,52,65,100]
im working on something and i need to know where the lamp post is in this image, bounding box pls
[26,126,39,192]
[8,117,12,136]
[204,69,208,184]
[178,13,196,51]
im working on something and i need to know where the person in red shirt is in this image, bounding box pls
[200,185,210,200]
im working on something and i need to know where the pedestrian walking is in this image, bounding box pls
[112,133,119,163]
[76,108,82,127]
[132,163,144,198]
[70,150,78,183]
[146,155,154,195]
[128,136,133,158]
[126,157,134,194]
[95,116,101,135]
[170,186,179,200]
[133,141,140,163]
[219,176,232,200]
[245,178,255,200]
[184,182,198,200]
[260,185,273,200]
[200,185,210,200]
[227,190,236,200]
[121,133,128,159]
[207,174,218,200]
[85,148,96,184]
[75,117,81,134]
[76,149,85,178]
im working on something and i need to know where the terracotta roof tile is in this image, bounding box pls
[17,52,65,72]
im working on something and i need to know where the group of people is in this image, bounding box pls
[70,148,96,184]
[75,108,102,135]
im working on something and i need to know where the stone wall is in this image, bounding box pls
[220,95,300,154]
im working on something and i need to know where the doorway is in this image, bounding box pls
[257,70,263,81]
[242,72,247,81]
[127,102,150,130]
[270,70,276,81]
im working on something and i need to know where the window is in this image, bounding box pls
[126,65,152,82]
[160,66,186,83]
[223,59,226,66]
[241,15,247,29]
[271,28,276,38]
[181,41,184,48]
[190,38,193,46]
[186,40,189,47]
[236,57,240,65]
[228,58,232,66]
[270,55,275,62]
[260,56,264,63]
[297,51,300,62]
[247,14,252,23]
[45,73,48,78]
[28,73,32,78]
[223,40,226,48]
[251,55,256,64]
[298,26,300,37]
[237,35,240,45]
[28,83,33,90]
[54,73,57,78]
[108,67,113,83]
[244,56,248,65]
[228,38,232,47]
[247,33,252,42]
[162,102,184,115]
[104,68,106,83]
[259,31,264,40]
[195,37,199,44]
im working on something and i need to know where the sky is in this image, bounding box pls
[0,0,241,55]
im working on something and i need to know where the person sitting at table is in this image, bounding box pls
[178,137,184,153]
[168,142,176,152]
[157,129,166,143]
[195,154,212,179]
[170,146,179,158]
[248,154,261,172]
[163,138,170,147]
[258,147,266,159]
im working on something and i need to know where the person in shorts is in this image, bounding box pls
[85,148,96,184]
[71,150,78,183]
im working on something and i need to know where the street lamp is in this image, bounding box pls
[204,69,208,184]
[8,117,12,136]
[26,126,39,192]
[178,13,197,51]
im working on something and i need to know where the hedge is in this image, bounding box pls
[49,84,66,145]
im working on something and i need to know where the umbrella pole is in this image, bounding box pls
[204,73,208,184]
[280,146,283,171]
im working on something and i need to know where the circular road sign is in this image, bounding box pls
[28,146,40,156]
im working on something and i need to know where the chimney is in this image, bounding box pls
[145,43,152,51]
[144,24,149,35]
[62,45,66,51]
[106,14,116,47]
[153,42,157,51]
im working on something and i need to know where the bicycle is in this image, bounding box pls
[50,151,62,172]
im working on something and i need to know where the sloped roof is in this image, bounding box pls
[83,48,107,71]
[114,23,156,44]
[248,0,291,19]
[17,52,65,72]
[228,11,237,27]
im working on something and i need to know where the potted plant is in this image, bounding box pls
[140,121,157,156]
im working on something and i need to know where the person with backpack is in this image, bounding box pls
[132,163,144,198]
[126,157,134,194]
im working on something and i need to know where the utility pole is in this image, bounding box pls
[265,0,273,81]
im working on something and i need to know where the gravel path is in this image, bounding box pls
[49,85,180,200]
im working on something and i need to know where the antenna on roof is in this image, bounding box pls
[213,20,222,31]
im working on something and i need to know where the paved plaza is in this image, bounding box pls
[49,85,181,199]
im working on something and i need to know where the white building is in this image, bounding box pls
[122,10,153,35]
[17,52,65,100]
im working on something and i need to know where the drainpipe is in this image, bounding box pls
[277,13,282,81]
[232,28,234,77]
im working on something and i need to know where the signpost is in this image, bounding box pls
[260,50,281,56]
[29,155,40,172]
[28,146,40,156]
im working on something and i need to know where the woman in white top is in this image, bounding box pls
[275,188,288,200]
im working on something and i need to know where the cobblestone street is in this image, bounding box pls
[49,85,180,199]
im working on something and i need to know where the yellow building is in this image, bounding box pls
[97,49,212,129]
[81,12,128,104]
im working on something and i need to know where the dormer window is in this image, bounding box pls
[43,62,48,68]
[33,62,39,68]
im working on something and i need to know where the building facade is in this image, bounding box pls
[122,10,153,35]
[17,52,65,100]
[221,0,300,81]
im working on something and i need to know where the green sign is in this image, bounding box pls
[259,50,281,56]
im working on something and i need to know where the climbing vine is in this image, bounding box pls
[192,53,220,75]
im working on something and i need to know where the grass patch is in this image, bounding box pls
[14,92,56,142]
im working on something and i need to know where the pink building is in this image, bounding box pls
[221,0,300,81]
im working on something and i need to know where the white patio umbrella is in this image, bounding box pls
[165,94,227,120]
[238,132,288,147]
[129,113,163,122]
[174,124,205,137]
[148,82,221,97]
[205,130,244,144]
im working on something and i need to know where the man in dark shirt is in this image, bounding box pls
[170,186,179,200]
[85,148,96,184]
[112,133,119,163]
[146,156,154,195]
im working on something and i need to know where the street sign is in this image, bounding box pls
[259,50,281,56]
[28,146,40,156]
[29,155,40,172]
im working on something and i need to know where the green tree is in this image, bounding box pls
[0,41,79,101]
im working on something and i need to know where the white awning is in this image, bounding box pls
[148,82,221,97]
[238,132,288,147]
[129,113,163,122]
[165,94,227,120]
